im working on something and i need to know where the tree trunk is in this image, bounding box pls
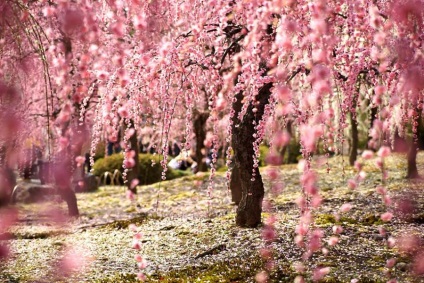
[367,106,378,149]
[127,124,140,194]
[407,142,419,179]
[407,114,423,179]
[231,82,272,227]
[230,165,241,205]
[58,187,79,216]
[193,108,209,172]
[53,153,79,217]
[280,120,293,163]
[349,101,359,166]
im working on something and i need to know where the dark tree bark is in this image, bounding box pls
[193,108,209,172]
[230,165,241,205]
[349,95,359,166]
[231,82,272,228]
[280,120,293,163]
[407,114,423,179]
[367,106,378,149]
[53,152,79,217]
[407,142,419,179]
[126,123,140,194]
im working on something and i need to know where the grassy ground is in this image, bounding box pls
[1,153,424,282]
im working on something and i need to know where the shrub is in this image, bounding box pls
[258,145,269,167]
[93,153,190,185]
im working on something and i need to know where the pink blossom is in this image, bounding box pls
[383,195,392,206]
[361,150,374,159]
[309,229,323,253]
[313,267,330,281]
[129,224,138,232]
[275,85,291,102]
[259,248,272,259]
[379,227,387,236]
[272,130,290,148]
[0,244,10,260]
[374,85,386,95]
[132,240,141,250]
[387,237,396,248]
[354,161,362,171]
[75,155,85,167]
[328,236,339,246]
[340,203,353,213]
[262,226,276,241]
[295,235,304,247]
[347,179,357,190]
[265,151,283,166]
[377,146,391,158]
[126,190,135,201]
[118,106,130,118]
[358,171,367,181]
[396,234,420,253]
[255,271,268,283]
[216,96,227,111]
[293,262,305,273]
[61,8,84,35]
[124,158,136,168]
[266,168,279,180]
[137,258,147,269]
[413,251,424,275]
[294,276,305,283]
[311,195,322,208]
[322,247,329,255]
[381,212,393,222]
[386,258,396,268]
[332,225,343,234]
[137,272,146,281]
[296,223,308,236]
[376,185,387,195]
[130,179,139,189]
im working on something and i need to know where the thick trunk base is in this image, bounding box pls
[230,166,242,205]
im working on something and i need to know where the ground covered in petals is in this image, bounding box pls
[1,153,424,282]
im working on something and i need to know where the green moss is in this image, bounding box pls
[147,256,266,283]
[315,214,358,226]
[103,214,149,229]
[12,230,67,239]
[258,145,269,167]
[360,213,384,226]
[91,273,137,283]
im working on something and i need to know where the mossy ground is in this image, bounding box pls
[1,153,424,282]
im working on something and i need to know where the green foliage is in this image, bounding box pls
[258,145,269,167]
[284,138,302,164]
[258,139,301,167]
[93,141,106,160]
[92,153,190,185]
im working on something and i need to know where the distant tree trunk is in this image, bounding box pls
[231,82,272,228]
[367,105,378,149]
[127,124,140,194]
[407,114,423,179]
[193,108,209,172]
[280,120,293,163]
[349,95,359,166]
[407,142,419,179]
[54,151,79,217]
